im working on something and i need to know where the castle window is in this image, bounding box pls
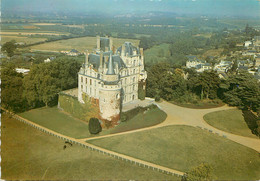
[133,85,135,91]
[133,77,135,82]
[90,79,92,85]
[85,78,87,84]
[133,69,135,74]
[81,77,83,82]
[81,85,83,89]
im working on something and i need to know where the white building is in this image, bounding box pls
[78,36,147,123]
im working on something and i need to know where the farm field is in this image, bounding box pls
[1,35,47,44]
[204,109,259,138]
[88,125,260,180]
[30,37,140,52]
[1,114,177,180]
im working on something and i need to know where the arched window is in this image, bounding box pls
[133,77,135,83]
[133,69,135,74]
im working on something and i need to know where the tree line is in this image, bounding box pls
[146,62,260,114]
[1,58,81,112]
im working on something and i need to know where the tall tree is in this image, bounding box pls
[1,64,25,112]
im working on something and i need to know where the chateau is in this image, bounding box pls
[78,36,147,123]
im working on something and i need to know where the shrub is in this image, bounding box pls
[88,117,102,134]
[120,114,128,122]
[155,95,160,102]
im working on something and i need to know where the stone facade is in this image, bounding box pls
[78,36,147,123]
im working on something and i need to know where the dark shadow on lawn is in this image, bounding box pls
[242,110,260,137]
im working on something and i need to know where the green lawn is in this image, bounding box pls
[88,125,260,180]
[204,109,258,138]
[19,107,91,139]
[18,106,166,139]
[105,107,166,134]
[1,114,177,180]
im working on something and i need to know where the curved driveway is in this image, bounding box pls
[84,101,260,152]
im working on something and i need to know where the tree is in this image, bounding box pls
[182,163,213,181]
[2,41,17,57]
[221,70,260,111]
[1,64,26,112]
[189,71,220,99]
[89,118,102,134]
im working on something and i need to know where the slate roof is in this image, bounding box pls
[88,53,126,70]
[117,42,139,56]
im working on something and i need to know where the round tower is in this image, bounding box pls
[99,53,121,126]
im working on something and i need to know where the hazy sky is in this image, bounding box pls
[2,0,260,18]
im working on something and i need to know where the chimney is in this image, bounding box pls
[85,50,89,66]
[140,48,144,57]
[97,36,100,49]
[122,44,125,56]
[109,37,113,51]
[112,45,116,54]
[100,51,103,70]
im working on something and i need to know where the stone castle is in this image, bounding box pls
[78,36,147,124]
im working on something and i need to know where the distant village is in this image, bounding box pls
[186,36,260,81]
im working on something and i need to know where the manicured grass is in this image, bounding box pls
[105,107,166,134]
[170,99,225,109]
[1,114,177,180]
[30,36,140,52]
[18,107,91,139]
[204,109,258,138]
[88,125,260,180]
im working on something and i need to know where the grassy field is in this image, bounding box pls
[18,107,91,139]
[1,114,177,180]
[104,107,166,134]
[144,43,170,64]
[30,36,140,52]
[204,109,258,138]
[88,125,260,180]
[170,99,225,109]
[1,35,47,44]
[18,105,166,139]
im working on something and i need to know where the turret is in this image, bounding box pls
[85,50,89,66]
[97,36,100,50]
[107,53,115,75]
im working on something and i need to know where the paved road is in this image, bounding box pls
[157,101,260,152]
[82,101,260,152]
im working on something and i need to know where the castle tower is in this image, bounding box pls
[99,53,121,125]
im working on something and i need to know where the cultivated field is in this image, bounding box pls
[30,37,140,52]
[1,35,47,44]
[204,109,259,138]
[88,125,260,180]
[1,114,177,180]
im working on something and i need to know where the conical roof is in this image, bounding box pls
[106,53,115,75]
